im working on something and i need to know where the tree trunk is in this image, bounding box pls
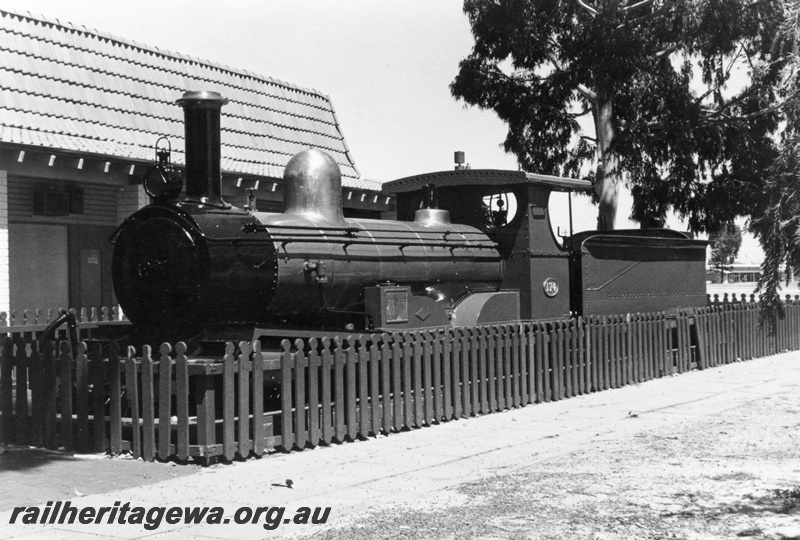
[594,98,619,230]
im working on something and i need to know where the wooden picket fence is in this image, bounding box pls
[707,292,800,306]
[0,307,126,327]
[1,302,799,463]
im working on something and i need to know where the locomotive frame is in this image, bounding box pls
[109,90,707,349]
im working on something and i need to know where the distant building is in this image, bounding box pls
[706,264,762,285]
[0,8,390,314]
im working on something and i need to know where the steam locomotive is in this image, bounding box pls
[110,91,708,347]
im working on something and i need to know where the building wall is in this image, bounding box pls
[7,174,121,313]
[8,177,119,227]
[118,185,148,223]
[0,170,9,315]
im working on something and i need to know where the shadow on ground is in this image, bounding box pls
[0,446,80,472]
[0,445,200,511]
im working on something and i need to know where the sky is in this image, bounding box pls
[4,0,519,182]
[3,0,609,233]
[3,0,766,258]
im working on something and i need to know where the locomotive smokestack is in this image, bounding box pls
[282,149,346,226]
[176,90,228,207]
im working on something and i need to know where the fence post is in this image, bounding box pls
[357,336,370,438]
[175,342,189,461]
[610,316,620,389]
[628,313,641,384]
[57,342,73,451]
[370,334,384,433]
[459,327,471,417]
[398,332,412,425]
[412,331,425,427]
[308,337,321,446]
[585,317,595,392]
[346,338,362,440]
[600,316,610,390]
[141,345,156,462]
[553,322,565,397]
[432,330,445,422]
[379,334,393,432]
[569,319,580,394]
[108,342,123,455]
[539,322,551,401]
[518,324,529,404]
[194,353,216,464]
[486,326,498,409]
[476,327,488,412]
[333,337,347,443]
[451,329,463,418]
[0,336,13,443]
[624,314,632,385]
[91,342,108,453]
[280,339,295,451]
[222,342,236,461]
[75,342,89,452]
[320,337,334,445]
[252,340,266,454]
[389,334,402,430]
[235,340,253,458]
[422,330,435,425]
[488,326,506,411]
[158,343,173,461]
[500,325,513,407]
[432,331,447,421]
[13,336,29,445]
[693,310,705,369]
[29,339,43,448]
[124,347,140,459]
[294,338,308,448]
[511,325,522,406]
[42,340,57,450]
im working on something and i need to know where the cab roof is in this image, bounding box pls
[383,169,593,194]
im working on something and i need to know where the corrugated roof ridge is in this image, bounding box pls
[2,100,359,175]
[1,63,343,144]
[224,113,343,144]
[0,49,340,146]
[1,104,168,141]
[1,62,345,150]
[0,23,336,121]
[0,7,333,112]
[224,133,345,160]
[354,177,383,190]
[2,108,158,152]
[0,69,177,123]
[2,69,351,162]
[212,152,360,180]
[323,91,361,178]
[1,123,365,183]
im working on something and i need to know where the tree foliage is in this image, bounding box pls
[451,0,788,231]
[750,0,800,323]
[708,221,742,278]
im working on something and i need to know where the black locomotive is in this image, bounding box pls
[110,91,707,346]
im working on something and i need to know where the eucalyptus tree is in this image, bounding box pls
[452,0,786,231]
[751,0,800,320]
[709,221,743,280]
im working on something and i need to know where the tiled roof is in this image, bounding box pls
[0,7,379,190]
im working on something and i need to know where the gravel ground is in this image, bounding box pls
[295,391,800,540]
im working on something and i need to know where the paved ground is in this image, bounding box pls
[0,448,198,511]
[1,351,798,539]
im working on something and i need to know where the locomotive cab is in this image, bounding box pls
[384,170,708,321]
[385,170,591,322]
